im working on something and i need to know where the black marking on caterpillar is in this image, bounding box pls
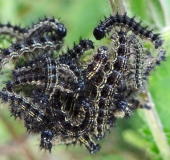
[83,32,129,139]
[50,96,95,137]
[82,31,131,140]
[12,53,78,98]
[12,53,51,78]
[43,55,78,99]
[0,35,63,69]
[106,30,130,91]
[41,129,100,154]
[0,12,166,155]
[10,52,79,97]
[93,13,162,49]
[27,17,67,39]
[34,95,97,153]
[0,17,67,40]
[137,48,166,80]
[128,34,145,89]
[93,96,110,140]
[156,49,166,65]
[6,73,45,92]
[0,89,54,142]
[59,39,94,93]
[83,46,109,80]
[0,23,27,40]
[90,70,107,87]
[59,39,94,63]
[0,88,46,122]
[93,31,131,136]
[40,130,53,152]
[78,134,100,154]
[112,100,132,118]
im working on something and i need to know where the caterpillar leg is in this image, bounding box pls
[78,135,100,154]
[40,130,53,152]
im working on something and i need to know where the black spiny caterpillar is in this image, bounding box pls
[93,13,163,49]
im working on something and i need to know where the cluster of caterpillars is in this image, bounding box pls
[0,13,166,153]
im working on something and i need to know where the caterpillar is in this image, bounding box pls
[6,39,94,98]
[59,39,94,63]
[26,17,67,39]
[0,23,26,40]
[12,55,47,78]
[83,46,109,80]
[93,31,132,138]
[6,74,45,92]
[43,55,78,98]
[0,87,100,153]
[106,30,130,92]
[0,35,63,69]
[0,12,166,154]
[0,88,47,122]
[0,17,67,40]
[128,34,145,90]
[81,31,131,140]
[93,13,162,49]
[8,53,78,98]
[33,92,97,153]
[59,39,94,93]
[80,47,111,140]
[52,96,99,153]
[78,135,100,154]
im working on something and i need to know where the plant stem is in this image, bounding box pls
[158,0,170,26]
[109,0,126,14]
[143,92,170,160]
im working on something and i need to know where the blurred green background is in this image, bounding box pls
[0,0,170,160]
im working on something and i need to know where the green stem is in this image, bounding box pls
[143,92,170,160]
[109,0,126,14]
